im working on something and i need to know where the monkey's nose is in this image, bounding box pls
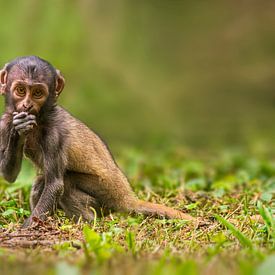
[23,104,33,112]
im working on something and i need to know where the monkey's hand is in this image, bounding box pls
[13,112,37,136]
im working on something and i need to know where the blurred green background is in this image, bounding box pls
[0,0,275,149]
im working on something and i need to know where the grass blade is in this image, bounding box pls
[257,201,275,240]
[215,214,253,249]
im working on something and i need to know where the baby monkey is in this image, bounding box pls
[0,56,193,227]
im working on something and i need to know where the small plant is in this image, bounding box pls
[82,225,124,264]
[257,201,275,243]
[215,215,253,249]
[125,230,137,257]
[0,147,274,274]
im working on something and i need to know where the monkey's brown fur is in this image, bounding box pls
[0,56,193,227]
[57,107,193,220]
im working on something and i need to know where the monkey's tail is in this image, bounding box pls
[129,199,194,220]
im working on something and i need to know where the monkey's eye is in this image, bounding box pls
[32,89,43,99]
[15,86,26,97]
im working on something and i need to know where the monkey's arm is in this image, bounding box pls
[23,130,67,227]
[0,112,37,182]
[0,113,24,182]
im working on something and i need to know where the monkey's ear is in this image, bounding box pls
[0,63,9,95]
[55,70,65,97]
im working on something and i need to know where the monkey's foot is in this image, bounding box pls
[21,215,45,228]
[21,217,33,228]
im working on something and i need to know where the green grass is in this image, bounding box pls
[0,146,274,275]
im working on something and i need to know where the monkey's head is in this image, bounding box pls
[0,56,65,115]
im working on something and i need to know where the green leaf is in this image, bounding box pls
[185,178,206,191]
[55,261,80,275]
[256,255,275,275]
[185,203,198,210]
[2,208,16,217]
[260,192,273,202]
[83,225,100,245]
[126,231,136,256]
[215,215,253,249]
[257,201,274,238]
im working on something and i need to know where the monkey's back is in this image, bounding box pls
[56,107,117,173]
[56,106,135,204]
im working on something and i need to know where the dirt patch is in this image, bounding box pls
[0,217,83,248]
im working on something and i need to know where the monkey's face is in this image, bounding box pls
[1,56,65,115]
[11,80,49,115]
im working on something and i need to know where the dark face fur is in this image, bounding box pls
[0,56,64,115]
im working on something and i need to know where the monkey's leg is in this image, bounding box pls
[59,174,103,222]
[59,190,98,222]
[30,175,45,211]
[70,172,137,212]
[74,173,194,220]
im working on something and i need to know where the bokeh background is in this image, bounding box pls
[0,0,275,149]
